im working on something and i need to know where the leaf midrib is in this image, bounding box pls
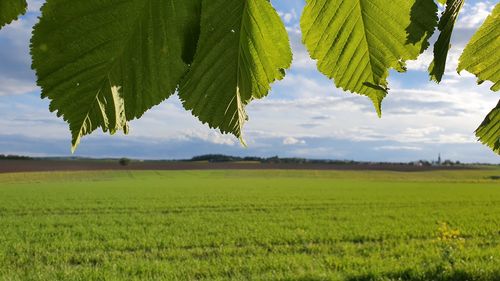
[234,0,249,136]
[356,0,377,85]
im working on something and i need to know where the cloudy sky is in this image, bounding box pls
[0,0,498,163]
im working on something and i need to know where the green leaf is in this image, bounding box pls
[31,0,202,152]
[0,0,27,30]
[429,0,464,82]
[301,0,437,116]
[475,101,500,154]
[458,3,500,92]
[179,0,292,140]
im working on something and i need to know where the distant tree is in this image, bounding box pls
[119,158,131,166]
[191,154,242,162]
[419,160,432,167]
[443,160,455,166]
[243,156,263,162]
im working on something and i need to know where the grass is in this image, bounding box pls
[0,168,499,280]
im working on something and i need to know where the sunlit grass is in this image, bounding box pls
[0,169,499,280]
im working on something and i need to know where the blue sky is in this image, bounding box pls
[0,0,498,163]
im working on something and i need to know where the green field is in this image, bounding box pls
[1,169,500,281]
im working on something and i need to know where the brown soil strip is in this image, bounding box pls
[0,160,474,174]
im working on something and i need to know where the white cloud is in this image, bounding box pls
[0,3,40,97]
[0,77,38,96]
[286,26,317,71]
[456,1,494,29]
[27,0,44,12]
[178,130,237,146]
[278,9,298,24]
[374,146,423,151]
[283,137,306,145]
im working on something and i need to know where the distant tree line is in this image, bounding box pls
[410,160,462,167]
[187,154,432,166]
[0,153,485,167]
[190,154,325,164]
[0,154,33,160]
[188,154,465,166]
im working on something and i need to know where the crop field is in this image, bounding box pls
[0,168,500,281]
